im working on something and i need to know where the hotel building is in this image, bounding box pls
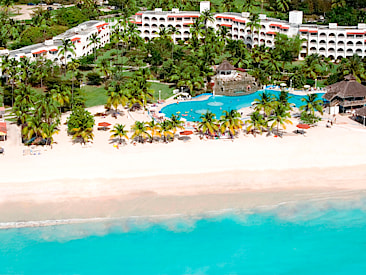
[1,1,366,65]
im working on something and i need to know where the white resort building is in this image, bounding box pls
[2,20,112,64]
[1,1,366,66]
[132,1,366,60]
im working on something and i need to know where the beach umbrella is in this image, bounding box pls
[98,122,111,127]
[296,124,310,129]
[180,130,193,135]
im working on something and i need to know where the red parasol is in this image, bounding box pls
[296,124,310,129]
[98,122,111,127]
[180,130,193,136]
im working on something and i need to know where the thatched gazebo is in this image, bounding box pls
[216,60,236,77]
[355,106,366,126]
[323,75,366,114]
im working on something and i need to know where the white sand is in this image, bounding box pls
[1,106,366,224]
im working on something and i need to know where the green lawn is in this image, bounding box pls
[83,85,108,107]
[82,82,174,107]
[150,82,175,102]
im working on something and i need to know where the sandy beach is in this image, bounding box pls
[1,104,366,226]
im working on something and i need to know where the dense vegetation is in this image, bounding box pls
[0,2,361,146]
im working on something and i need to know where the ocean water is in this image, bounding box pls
[160,90,325,121]
[1,199,366,274]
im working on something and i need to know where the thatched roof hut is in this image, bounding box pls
[216,60,236,72]
[324,75,366,101]
[323,75,366,112]
[355,106,366,117]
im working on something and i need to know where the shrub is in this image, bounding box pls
[300,111,321,125]
[66,106,94,134]
[86,72,102,85]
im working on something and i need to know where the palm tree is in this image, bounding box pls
[300,94,323,115]
[72,127,94,145]
[198,111,218,137]
[106,82,129,112]
[222,0,235,12]
[98,59,111,80]
[168,26,179,60]
[88,33,101,61]
[1,0,14,16]
[331,0,346,9]
[219,110,243,139]
[268,104,292,136]
[246,14,261,48]
[246,111,266,136]
[110,124,129,144]
[41,121,60,147]
[159,120,174,142]
[22,115,43,140]
[146,120,161,142]
[67,59,80,102]
[253,92,274,117]
[169,114,184,136]
[51,85,71,112]
[35,91,60,124]
[275,0,291,12]
[276,91,292,111]
[199,10,214,29]
[130,121,151,143]
[242,0,256,12]
[58,39,76,76]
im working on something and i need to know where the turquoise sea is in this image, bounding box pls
[1,198,366,274]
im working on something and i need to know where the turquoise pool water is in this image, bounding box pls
[160,90,325,121]
[1,197,366,274]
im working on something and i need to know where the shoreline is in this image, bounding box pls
[1,165,366,226]
[1,185,365,229]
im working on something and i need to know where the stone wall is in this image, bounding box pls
[213,72,260,96]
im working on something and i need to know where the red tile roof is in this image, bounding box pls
[71,37,81,42]
[233,19,246,23]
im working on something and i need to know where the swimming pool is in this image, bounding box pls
[160,90,325,122]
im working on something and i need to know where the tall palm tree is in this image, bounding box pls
[199,10,214,29]
[159,120,174,142]
[98,58,111,80]
[110,124,129,144]
[168,26,179,60]
[22,114,43,140]
[246,14,261,48]
[67,58,80,102]
[130,121,150,143]
[198,111,218,137]
[169,114,184,135]
[246,111,266,136]
[106,82,129,111]
[300,94,323,115]
[51,85,71,112]
[146,120,161,142]
[58,39,76,76]
[88,33,101,61]
[253,92,274,117]
[219,109,243,138]
[269,104,292,135]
